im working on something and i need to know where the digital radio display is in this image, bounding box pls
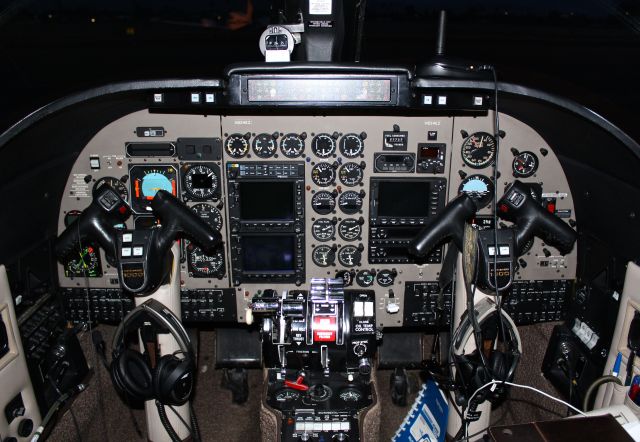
[247,78,392,102]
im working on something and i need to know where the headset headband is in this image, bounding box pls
[453,297,522,380]
[111,298,193,359]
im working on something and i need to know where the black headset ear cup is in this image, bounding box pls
[489,350,508,382]
[154,354,194,406]
[112,349,154,402]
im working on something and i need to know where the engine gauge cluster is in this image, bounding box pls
[253,133,278,158]
[311,162,336,186]
[312,245,336,267]
[338,190,363,214]
[311,133,337,158]
[339,133,365,158]
[339,162,364,186]
[280,133,306,158]
[312,218,336,241]
[224,133,250,158]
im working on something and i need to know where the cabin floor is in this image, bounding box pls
[46,323,566,441]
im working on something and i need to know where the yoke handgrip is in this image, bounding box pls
[408,194,478,257]
[498,180,577,255]
[151,190,223,254]
[55,186,130,260]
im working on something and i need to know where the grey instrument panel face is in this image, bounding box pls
[57,111,577,327]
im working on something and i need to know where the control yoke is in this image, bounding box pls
[497,181,577,255]
[408,180,577,291]
[55,186,131,260]
[407,193,478,257]
[56,186,222,295]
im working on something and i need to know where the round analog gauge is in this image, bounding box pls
[311,133,336,158]
[338,245,362,267]
[458,174,495,208]
[183,164,218,200]
[224,133,249,158]
[307,384,332,402]
[312,219,335,242]
[376,269,396,287]
[280,133,305,158]
[64,245,102,278]
[338,191,363,214]
[187,242,224,277]
[356,269,375,287]
[339,133,364,158]
[93,177,128,202]
[339,388,363,403]
[274,389,300,403]
[461,132,497,168]
[311,191,336,215]
[339,162,363,187]
[512,151,539,178]
[64,210,82,227]
[311,162,336,187]
[252,133,277,158]
[338,219,362,241]
[312,245,336,267]
[191,203,222,231]
[130,165,178,213]
[335,270,354,286]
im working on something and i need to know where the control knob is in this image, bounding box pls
[353,343,367,357]
[358,357,372,376]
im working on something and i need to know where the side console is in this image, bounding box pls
[251,278,377,442]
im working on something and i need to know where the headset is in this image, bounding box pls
[451,297,522,406]
[110,299,196,406]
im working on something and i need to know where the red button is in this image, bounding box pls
[547,203,556,214]
[313,316,337,342]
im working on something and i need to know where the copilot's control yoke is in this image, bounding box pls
[408,180,578,292]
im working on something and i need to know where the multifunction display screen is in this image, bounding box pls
[377,181,432,218]
[239,181,294,220]
[241,236,295,272]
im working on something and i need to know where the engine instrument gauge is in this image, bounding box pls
[338,245,362,267]
[335,270,354,286]
[252,133,277,158]
[93,177,129,202]
[64,245,102,278]
[311,133,336,158]
[311,162,336,187]
[280,133,305,158]
[512,151,539,178]
[338,218,362,241]
[183,164,218,200]
[338,191,363,214]
[312,218,335,241]
[311,191,336,215]
[356,269,375,287]
[224,133,250,158]
[376,269,396,287]
[191,203,223,231]
[187,242,225,278]
[339,162,364,186]
[339,388,363,403]
[339,133,364,158]
[458,174,494,208]
[274,389,300,403]
[461,132,496,168]
[130,165,178,213]
[312,245,336,267]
